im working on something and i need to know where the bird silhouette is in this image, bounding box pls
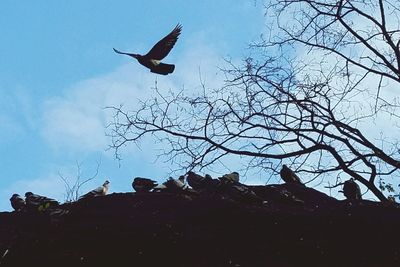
[113,24,182,75]
[220,172,240,183]
[342,178,361,200]
[163,176,187,192]
[10,194,26,211]
[25,192,59,211]
[279,165,303,185]
[187,172,221,192]
[132,177,158,193]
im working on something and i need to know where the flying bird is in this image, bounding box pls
[279,165,303,185]
[79,180,110,200]
[10,194,26,212]
[25,192,59,211]
[132,177,158,193]
[113,24,182,75]
[342,178,362,200]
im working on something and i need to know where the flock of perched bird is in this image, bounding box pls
[9,165,362,212]
[9,180,111,212]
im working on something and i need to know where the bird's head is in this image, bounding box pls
[178,175,185,183]
[103,180,110,186]
[10,194,21,200]
[205,174,213,180]
[25,192,33,197]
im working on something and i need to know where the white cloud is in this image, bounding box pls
[41,64,146,152]
[41,39,227,155]
[0,88,37,143]
[0,114,23,143]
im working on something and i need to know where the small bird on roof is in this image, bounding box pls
[187,172,221,191]
[113,24,182,75]
[187,172,210,189]
[79,180,110,200]
[25,192,59,211]
[10,194,26,212]
[132,177,158,193]
[162,176,187,192]
[220,172,240,183]
[280,165,303,185]
[342,178,362,200]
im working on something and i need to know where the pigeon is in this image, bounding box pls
[220,172,240,183]
[132,177,158,193]
[187,172,207,189]
[187,172,206,189]
[162,176,187,192]
[342,178,362,200]
[280,165,303,185]
[79,180,110,200]
[10,194,26,212]
[113,24,182,75]
[25,192,59,211]
[187,172,220,191]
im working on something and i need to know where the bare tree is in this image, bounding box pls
[58,160,101,202]
[263,0,400,87]
[107,0,400,202]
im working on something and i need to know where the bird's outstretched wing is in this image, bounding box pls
[145,24,182,60]
[113,48,136,57]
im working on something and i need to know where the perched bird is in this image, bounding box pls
[187,172,204,189]
[10,194,26,211]
[162,176,187,192]
[132,177,158,193]
[342,178,362,200]
[187,172,218,190]
[279,165,303,185]
[220,172,240,183]
[25,192,59,211]
[79,180,110,200]
[113,24,182,75]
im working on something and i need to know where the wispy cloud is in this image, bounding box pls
[41,64,145,152]
[41,39,226,154]
[0,88,37,143]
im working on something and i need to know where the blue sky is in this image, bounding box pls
[0,1,266,210]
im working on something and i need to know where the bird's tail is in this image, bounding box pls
[151,63,175,75]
